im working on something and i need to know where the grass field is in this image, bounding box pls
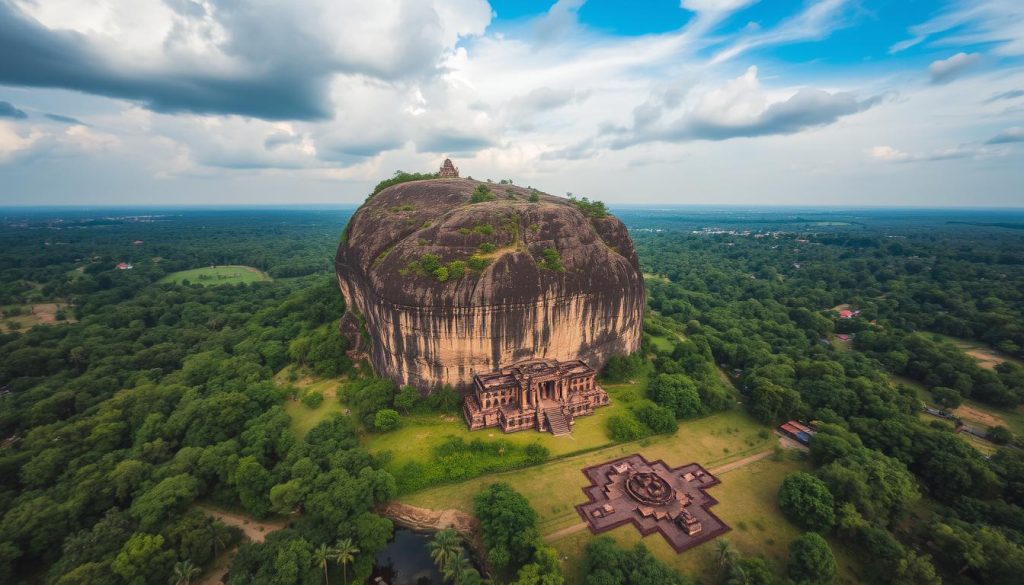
[159,265,271,286]
[396,409,865,583]
[398,409,774,532]
[547,456,862,584]
[365,379,645,471]
[929,333,1023,370]
[648,334,676,353]
[275,369,348,437]
[0,302,74,332]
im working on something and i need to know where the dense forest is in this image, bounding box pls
[2,206,1024,585]
[629,209,1024,584]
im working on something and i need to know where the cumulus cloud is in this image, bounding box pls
[986,127,1024,144]
[604,66,879,149]
[929,52,982,84]
[534,0,585,43]
[0,121,43,162]
[0,101,27,119]
[0,0,491,120]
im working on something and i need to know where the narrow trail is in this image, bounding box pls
[707,449,773,476]
[195,504,287,543]
[542,447,775,543]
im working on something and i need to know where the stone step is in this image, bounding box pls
[544,407,571,436]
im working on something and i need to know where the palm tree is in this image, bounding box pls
[169,560,201,585]
[314,543,332,585]
[429,528,462,574]
[441,550,474,585]
[714,539,738,573]
[333,537,360,585]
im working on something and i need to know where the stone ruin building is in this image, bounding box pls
[577,453,728,553]
[463,358,609,435]
[438,158,459,178]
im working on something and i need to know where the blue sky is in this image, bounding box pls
[0,0,1022,206]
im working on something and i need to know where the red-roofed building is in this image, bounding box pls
[116,262,133,270]
[778,420,815,445]
[839,309,854,319]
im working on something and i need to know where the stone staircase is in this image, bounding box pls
[544,407,571,436]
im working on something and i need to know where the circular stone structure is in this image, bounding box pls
[335,177,645,390]
[625,471,676,506]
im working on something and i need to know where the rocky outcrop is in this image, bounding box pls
[335,178,644,390]
[376,502,477,536]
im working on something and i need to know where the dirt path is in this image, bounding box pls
[196,504,287,543]
[955,403,1006,428]
[543,448,774,543]
[708,449,773,476]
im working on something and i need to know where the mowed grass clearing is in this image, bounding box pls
[399,409,774,534]
[396,410,865,583]
[159,265,271,286]
[0,302,75,332]
[548,456,862,585]
[275,369,349,438]
[364,379,645,471]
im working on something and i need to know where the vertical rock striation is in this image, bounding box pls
[335,178,644,390]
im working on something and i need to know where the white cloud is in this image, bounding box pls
[892,0,1024,57]
[0,121,45,163]
[987,126,1024,144]
[928,52,982,84]
[869,143,1006,163]
[0,1,1022,206]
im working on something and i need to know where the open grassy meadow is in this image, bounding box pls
[275,370,348,438]
[0,302,74,332]
[394,408,866,583]
[397,408,774,531]
[158,265,271,286]
[930,333,1023,370]
[364,379,643,471]
[547,456,862,584]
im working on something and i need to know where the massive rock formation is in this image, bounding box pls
[335,176,644,390]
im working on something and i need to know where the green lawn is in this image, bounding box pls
[365,379,645,471]
[398,409,774,530]
[395,409,864,583]
[549,456,863,584]
[275,370,348,438]
[158,265,271,286]
[648,334,676,352]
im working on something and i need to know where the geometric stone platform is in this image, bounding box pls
[575,453,729,553]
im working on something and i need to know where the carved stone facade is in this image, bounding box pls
[463,358,609,435]
[438,158,459,178]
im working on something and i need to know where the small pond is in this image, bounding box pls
[368,528,476,585]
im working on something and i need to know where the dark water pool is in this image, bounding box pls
[368,529,472,585]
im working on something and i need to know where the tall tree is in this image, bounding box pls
[333,538,359,585]
[314,543,332,585]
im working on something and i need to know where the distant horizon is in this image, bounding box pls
[4,202,1024,213]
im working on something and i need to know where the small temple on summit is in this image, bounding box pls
[463,358,609,435]
[438,158,459,178]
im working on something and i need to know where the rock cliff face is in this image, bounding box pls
[335,178,644,390]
